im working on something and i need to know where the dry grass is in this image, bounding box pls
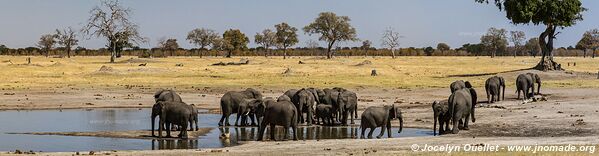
[1,56,599,90]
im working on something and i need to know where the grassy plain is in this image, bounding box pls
[1,56,599,90]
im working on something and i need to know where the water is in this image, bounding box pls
[0,108,432,152]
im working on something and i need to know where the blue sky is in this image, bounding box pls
[0,0,598,49]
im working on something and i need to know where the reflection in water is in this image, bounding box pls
[216,126,363,144]
[152,139,199,150]
[0,108,432,151]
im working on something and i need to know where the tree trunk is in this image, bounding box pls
[110,47,116,63]
[583,49,587,58]
[391,49,396,59]
[534,25,562,71]
[226,50,232,58]
[283,48,287,59]
[264,48,268,58]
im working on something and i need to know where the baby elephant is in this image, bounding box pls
[360,104,403,139]
[432,101,450,136]
[315,104,335,126]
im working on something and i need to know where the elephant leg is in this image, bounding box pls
[487,91,491,104]
[463,115,470,130]
[367,127,375,139]
[250,114,257,126]
[517,89,521,100]
[195,118,199,131]
[283,126,289,141]
[292,126,298,141]
[350,109,355,125]
[166,123,172,138]
[360,126,366,139]
[377,125,386,139]
[452,113,460,134]
[387,122,393,138]
[235,113,241,126]
[257,120,267,141]
[306,109,313,126]
[180,122,189,139]
[270,124,276,141]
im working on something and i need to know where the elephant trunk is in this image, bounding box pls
[398,116,403,133]
[433,113,437,136]
[502,84,505,100]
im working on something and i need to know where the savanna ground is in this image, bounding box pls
[0,56,598,155]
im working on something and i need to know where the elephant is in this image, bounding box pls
[305,87,321,104]
[218,88,263,126]
[336,88,358,126]
[485,76,505,103]
[291,88,316,125]
[448,88,477,134]
[186,104,199,131]
[432,100,450,136]
[360,105,403,139]
[155,101,192,139]
[152,89,184,136]
[450,80,472,93]
[516,73,541,100]
[256,99,298,141]
[315,104,335,126]
[277,94,291,102]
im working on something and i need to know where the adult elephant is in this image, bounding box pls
[292,88,316,126]
[336,88,358,125]
[360,105,403,139]
[448,88,477,134]
[155,101,192,139]
[152,89,184,136]
[485,76,505,103]
[516,73,541,100]
[432,101,450,136]
[218,88,263,126]
[256,99,298,141]
[450,80,472,93]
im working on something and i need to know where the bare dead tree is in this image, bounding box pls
[55,27,79,58]
[381,27,401,58]
[82,0,146,63]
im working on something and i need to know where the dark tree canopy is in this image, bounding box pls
[303,12,358,59]
[436,43,450,51]
[275,22,299,59]
[476,0,586,70]
[222,29,249,58]
[37,34,57,57]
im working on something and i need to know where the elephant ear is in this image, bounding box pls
[465,81,472,88]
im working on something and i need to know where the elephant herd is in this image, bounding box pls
[432,72,542,136]
[149,72,541,140]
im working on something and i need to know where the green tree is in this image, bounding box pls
[37,34,57,57]
[524,38,541,57]
[186,28,219,58]
[424,46,434,56]
[0,44,7,55]
[361,40,372,57]
[275,23,299,59]
[303,12,358,59]
[436,43,450,55]
[254,29,276,57]
[55,27,79,58]
[222,29,249,58]
[575,29,599,58]
[476,0,586,70]
[159,38,179,56]
[480,27,508,58]
[509,30,525,57]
